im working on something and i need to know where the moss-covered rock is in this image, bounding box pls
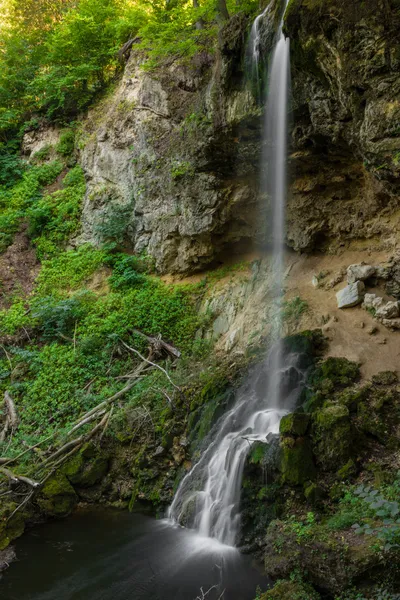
[372,371,398,386]
[37,472,78,517]
[280,437,316,485]
[303,482,323,504]
[0,502,26,551]
[62,450,109,488]
[311,402,351,470]
[280,412,310,437]
[259,579,320,599]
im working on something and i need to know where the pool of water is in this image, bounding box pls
[1,509,269,600]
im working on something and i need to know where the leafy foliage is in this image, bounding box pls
[351,480,400,551]
[27,165,86,258]
[0,0,259,135]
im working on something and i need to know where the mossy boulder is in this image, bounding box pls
[263,518,385,595]
[37,472,78,517]
[311,403,351,470]
[280,412,310,436]
[372,371,398,386]
[259,579,320,599]
[305,358,361,411]
[0,502,26,550]
[336,459,357,481]
[62,450,109,488]
[304,482,324,504]
[280,437,316,485]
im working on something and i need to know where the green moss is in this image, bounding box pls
[305,358,360,412]
[312,358,360,389]
[304,482,323,504]
[280,437,316,485]
[0,502,26,550]
[280,412,310,437]
[336,459,356,481]
[37,472,78,517]
[312,403,351,470]
[372,371,398,386]
[259,579,320,600]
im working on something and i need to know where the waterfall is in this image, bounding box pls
[168,0,292,548]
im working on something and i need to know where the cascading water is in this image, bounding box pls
[168,0,292,548]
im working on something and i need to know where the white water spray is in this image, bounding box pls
[168,1,292,548]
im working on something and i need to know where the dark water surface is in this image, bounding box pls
[1,509,269,600]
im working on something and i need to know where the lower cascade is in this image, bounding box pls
[168,346,305,546]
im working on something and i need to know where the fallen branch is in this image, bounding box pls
[0,468,40,489]
[4,391,18,428]
[132,329,181,359]
[0,435,54,468]
[120,340,180,391]
[67,409,106,438]
[42,411,110,467]
[72,379,141,426]
[0,416,9,444]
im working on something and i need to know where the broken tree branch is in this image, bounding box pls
[131,329,181,359]
[4,391,18,429]
[120,340,180,391]
[0,468,40,488]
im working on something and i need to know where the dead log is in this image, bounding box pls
[4,392,18,429]
[117,37,141,63]
[120,340,180,391]
[132,329,181,359]
[0,468,40,488]
[43,411,110,466]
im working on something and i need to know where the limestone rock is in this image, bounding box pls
[381,318,400,330]
[285,1,400,255]
[336,281,365,309]
[347,264,375,284]
[375,301,400,320]
[363,293,383,310]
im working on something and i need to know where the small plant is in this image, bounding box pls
[288,512,316,542]
[171,160,194,180]
[351,481,400,551]
[282,296,309,325]
[94,201,134,248]
[32,144,52,162]
[56,129,75,157]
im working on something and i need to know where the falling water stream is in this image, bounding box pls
[169,0,292,548]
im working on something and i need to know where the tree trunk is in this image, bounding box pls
[217,0,230,21]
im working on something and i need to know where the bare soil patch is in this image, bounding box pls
[0,225,40,309]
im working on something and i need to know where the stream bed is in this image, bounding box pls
[1,509,269,600]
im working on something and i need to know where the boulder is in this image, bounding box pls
[381,318,400,330]
[279,412,310,437]
[336,281,365,309]
[362,293,383,310]
[375,301,400,320]
[347,264,376,284]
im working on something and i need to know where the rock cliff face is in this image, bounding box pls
[286,0,400,252]
[78,16,266,274]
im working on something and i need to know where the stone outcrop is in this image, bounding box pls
[76,16,268,274]
[285,0,400,253]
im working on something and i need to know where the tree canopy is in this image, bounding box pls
[0,0,258,139]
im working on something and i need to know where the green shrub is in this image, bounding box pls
[108,255,148,290]
[56,129,75,157]
[27,166,86,257]
[36,245,106,296]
